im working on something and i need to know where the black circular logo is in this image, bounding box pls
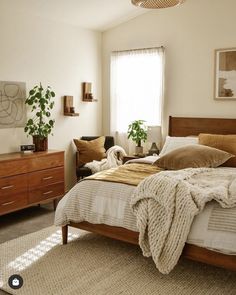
[8,274,23,289]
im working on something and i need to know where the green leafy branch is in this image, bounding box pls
[127,120,147,147]
[24,83,55,138]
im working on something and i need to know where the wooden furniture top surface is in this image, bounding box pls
[0,150,65,178]
[0,150,64,162]
[169,116,236,137]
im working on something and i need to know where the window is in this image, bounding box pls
[110,47,164,138]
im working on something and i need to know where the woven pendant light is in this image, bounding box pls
[131,0,185,9]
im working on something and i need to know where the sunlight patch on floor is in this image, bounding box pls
[7,229,79,272]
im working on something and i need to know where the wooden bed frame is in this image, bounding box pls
[62,116,236,272]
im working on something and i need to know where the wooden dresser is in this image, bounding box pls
[0,150,64,216]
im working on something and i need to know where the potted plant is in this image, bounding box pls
[127,120,147,155]
[24,83,55,152]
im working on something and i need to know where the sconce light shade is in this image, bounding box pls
[131,0,185,9]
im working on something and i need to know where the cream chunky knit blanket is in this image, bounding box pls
[131,168,236,274]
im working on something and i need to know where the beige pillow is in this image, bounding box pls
[73,136,106,167]
[199,133,236,167]
[153,144,234,170]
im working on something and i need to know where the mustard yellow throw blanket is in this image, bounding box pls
[86,163,162,186]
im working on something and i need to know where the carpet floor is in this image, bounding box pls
[0,204,55,295]
[0,226,236,295]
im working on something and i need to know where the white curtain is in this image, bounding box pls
[110,47,164,154]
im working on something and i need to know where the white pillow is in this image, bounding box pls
[159,136,198,156]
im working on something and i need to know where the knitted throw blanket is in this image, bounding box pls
[130,168,236,274]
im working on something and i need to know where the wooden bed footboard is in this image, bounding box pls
[62,222,236,272]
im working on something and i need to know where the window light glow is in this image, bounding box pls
[6,230,79,272]
[110,48,164,133]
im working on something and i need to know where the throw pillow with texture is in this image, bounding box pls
[74,136,106,167]
[153,144,234,170]
[199,133,236,167]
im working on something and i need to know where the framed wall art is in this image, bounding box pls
[0,81,27,128]
[214,48,236,100]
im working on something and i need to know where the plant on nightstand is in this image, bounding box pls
[127,120,147,155]
[24,83,55,152]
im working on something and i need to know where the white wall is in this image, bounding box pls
[0,7,102,189]
[102,0,236,136]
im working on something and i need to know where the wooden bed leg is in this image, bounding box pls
[62,225,68,245]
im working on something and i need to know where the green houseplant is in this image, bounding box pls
[24,83,55,152]
[127,120,147,155]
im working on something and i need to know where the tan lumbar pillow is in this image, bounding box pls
[199,133,236,167]
[73,136,106,167]
[153,144,234,170]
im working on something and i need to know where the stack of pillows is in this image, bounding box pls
[153,134,236,170]
[73,134,236,171]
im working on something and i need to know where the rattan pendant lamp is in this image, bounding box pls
[131,0,185,9]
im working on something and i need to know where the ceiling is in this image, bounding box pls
[1,0,146,31]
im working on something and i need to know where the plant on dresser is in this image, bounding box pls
[24,83,55,152]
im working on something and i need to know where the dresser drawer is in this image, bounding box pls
[0,159,28,178]
[28,152,64,172]
[28,182,64,204]
[0,193,28,215]
[0,174,27,197]
[28,167,64,189]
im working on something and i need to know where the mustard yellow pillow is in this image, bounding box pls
[73,136,106,167]
[199,133,236,167]
[153,144,234,170]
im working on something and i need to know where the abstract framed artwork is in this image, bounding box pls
[214,48,236,100]
[0,81,27,128]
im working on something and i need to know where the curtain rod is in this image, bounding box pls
[112,46,164,54]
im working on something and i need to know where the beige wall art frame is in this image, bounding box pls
[0,81,27,128]
[214,48,236,100]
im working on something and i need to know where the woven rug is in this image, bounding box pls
[0,226,236,295]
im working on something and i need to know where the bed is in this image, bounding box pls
[57,116,236,272]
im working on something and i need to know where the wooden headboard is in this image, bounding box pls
[169,116,236,137]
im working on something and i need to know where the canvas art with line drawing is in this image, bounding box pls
[0,81,27,128]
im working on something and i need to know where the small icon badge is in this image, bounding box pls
[8,274,23,289]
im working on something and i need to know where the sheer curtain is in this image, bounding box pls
[110,47,165,154]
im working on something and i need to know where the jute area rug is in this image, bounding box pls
[0,226,236,295]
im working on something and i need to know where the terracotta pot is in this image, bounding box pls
[33,136,48,152]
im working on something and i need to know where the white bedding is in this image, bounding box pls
[55,166,236,255]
